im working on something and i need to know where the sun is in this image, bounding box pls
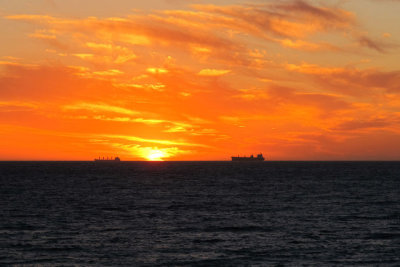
[145,149,166,161]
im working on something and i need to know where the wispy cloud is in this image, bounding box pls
[333,117,400,131]
[63,103,139,115]
[100,134,210,147]
[0,101,38,112]
[198,69,231,76]
[357,35,397,53]
[286,63,400,95]
[3,0,363,61]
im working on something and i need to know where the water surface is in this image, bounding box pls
[1,161,399,265]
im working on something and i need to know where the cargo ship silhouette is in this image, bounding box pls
[94,157,121,162]
[231,153,265,161]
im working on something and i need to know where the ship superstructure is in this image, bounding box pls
[94,157,121,162]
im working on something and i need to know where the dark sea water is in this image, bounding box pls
[1,161,400,266]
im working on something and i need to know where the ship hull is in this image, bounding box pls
[94,157,121,162]
[231,157,264,162]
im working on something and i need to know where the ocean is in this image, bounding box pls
[1,161,399,266]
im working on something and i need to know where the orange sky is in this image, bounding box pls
[1,0,400,161]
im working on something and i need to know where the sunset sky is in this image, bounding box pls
[1,0,400,161]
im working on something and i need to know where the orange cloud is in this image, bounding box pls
[146,67,169,74]
[356,35,397,53]
[333,116,400,132]
[192,2,354,37]
[0,65,120,101]
[100,134,209,148]
[286,63,400,95]
[0,101,38,112]
[62,102,139,115]
[198,69,231,76]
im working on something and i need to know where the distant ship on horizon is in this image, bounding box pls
[231,153,265,161]
[94,156,121,162]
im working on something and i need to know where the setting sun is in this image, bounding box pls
[144,149,166,161]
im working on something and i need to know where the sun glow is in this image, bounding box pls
[145,149,166,161]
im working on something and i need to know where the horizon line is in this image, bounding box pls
[0,160,399,162]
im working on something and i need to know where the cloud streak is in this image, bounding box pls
[63,102,139,115]
[100,134,210,148]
